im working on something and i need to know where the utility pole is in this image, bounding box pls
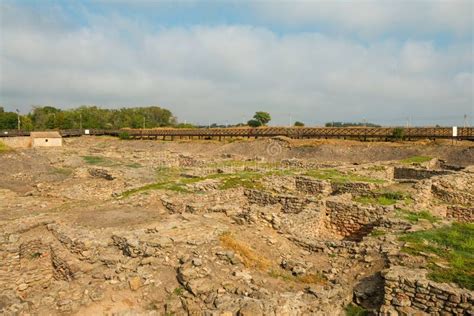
[289,113,292,127]
[464,114,467,128]
[143,116,146,129]
[16,109,20,131]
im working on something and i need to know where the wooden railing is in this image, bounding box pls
[1,127,473,140]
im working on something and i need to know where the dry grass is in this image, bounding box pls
[219,232,271,271]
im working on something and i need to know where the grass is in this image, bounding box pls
[50,167,73,176]
[219,232,271,271]
[305,169,385,184]
[30,252,42,259]
[355,190,412,206]
[369,229,386,237]
[173,287,184,296]
[397,209,440,224]
[82,155,116,166]
[345,303,369,316]
[399,223,474,290]
[401,156,432,164]
[120,167,288,197]
[0,141,11,153]
[367,165,386,171]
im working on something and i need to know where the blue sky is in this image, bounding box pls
[0,0,473,126]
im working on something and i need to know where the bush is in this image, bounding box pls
[294,121,304,127]
[392,127,405,140]
[118,131,130,140]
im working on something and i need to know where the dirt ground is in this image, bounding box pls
[0,136,472,315]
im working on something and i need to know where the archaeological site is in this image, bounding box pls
[0,136,472,315]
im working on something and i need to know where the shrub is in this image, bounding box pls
[294,121,304,127]
[392,127,405,140]
[118,131,130,140]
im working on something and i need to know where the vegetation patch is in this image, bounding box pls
[369,229,386,237]
[401,156,432,164]
[399,223,473,290]
[118,131,131,140]
[345,303,369,316]
[355,190,412,206]
[173,287,184,296]
[120,167,198,197]
[0,141,11,153]
[51,167,73,176]
[82,155,113,166]
[397,209,439,224]
[219,232,271,271]
[306,169,385,184]
[268,270,326,285]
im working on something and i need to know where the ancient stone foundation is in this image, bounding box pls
[325,199,389,240]
[393,167,452,180]
[245,189,320,213]
[446,205,474,223]
[381,266,473,315]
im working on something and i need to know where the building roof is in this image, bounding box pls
[30,131,62,138]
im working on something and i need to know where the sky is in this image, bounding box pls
[0,0,473,126]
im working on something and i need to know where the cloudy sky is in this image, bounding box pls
[0,1,473,126]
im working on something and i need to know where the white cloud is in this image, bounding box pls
[252,0,473,37]
[0,3,472,126]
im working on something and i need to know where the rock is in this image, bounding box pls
[17,284,28,291]
[129,276,142,291]
[192,258,202,267]
[238,300,263,316]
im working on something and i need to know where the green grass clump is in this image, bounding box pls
[397,209,439,224]
[305,169,385,184]
[173,287,184,296]
[345,303,368,316]
[208,171,264,190]
[355,191,412,206]
[121,167,197,197]
[51,167,73,176]
[400,223,474,290]
[82,155,120,167]
[0,141,11,153]
[268,270,326,284]
[401,156,432,164]
[370,229,386,237]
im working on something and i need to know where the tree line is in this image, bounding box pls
[0,106,176,130]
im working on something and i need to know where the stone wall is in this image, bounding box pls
[324,199,388,240]
[381,266,473,315]
[446,205,474,223]
[393,167,452,180]
[0,136,31,148]
[432,183,474,206]
[331,181,378,195]
[295,176,379,196]
[245,189,318,214]
[295,176,332,196]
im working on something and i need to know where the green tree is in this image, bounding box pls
[294,121,304,127]
[0,111,18,129]
[253,111,271,126]
[247,119,262,127]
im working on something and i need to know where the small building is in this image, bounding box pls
[30,131,62,147]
